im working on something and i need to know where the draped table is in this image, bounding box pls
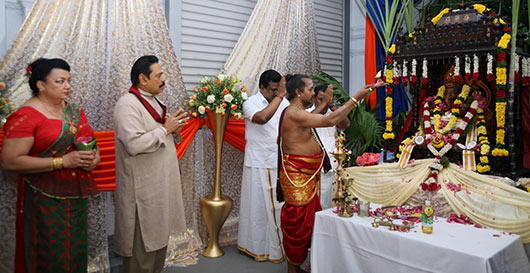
[310,209,530,273]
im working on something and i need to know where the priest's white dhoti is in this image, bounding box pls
[237,166,284,262]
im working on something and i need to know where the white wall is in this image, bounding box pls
[314,0,344,84]
[0,0,33,60]
[349,0,366,95]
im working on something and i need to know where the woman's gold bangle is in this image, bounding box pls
[52,157,63,170]
[350,97,359,105]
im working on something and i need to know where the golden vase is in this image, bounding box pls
[200,111,233,258]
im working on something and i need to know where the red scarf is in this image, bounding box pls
[129,85,167,124]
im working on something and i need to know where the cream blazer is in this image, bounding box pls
[113,93,186,256]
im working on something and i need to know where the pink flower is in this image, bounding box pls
[356,152,381,166]
[74,136,93,145]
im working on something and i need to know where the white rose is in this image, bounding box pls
[218,74,228,80]
[207,95,215,103]
[201,76,209,84]
[241,92,248,100]
[224,94,233,103]
[198,105,205,114]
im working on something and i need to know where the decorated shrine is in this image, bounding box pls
[336,3,530,246]
[392,3,530,178]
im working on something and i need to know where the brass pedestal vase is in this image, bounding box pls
[200,111,233,258]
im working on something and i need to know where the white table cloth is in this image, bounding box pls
[311,209,530,273]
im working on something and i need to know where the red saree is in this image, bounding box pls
[4,104,99,273]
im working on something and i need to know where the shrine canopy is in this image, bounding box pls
[391,4,530,179]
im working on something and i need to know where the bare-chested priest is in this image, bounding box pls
[277,74,378,273]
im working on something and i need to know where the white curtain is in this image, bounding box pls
[223,0,321,95]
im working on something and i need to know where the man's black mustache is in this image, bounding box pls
[159,82,165,88]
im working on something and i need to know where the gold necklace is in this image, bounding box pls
[290,103,305,111]
[39,98,77,134]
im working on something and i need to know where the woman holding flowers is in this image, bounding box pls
[1,58,100,273]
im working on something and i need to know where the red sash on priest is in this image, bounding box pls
[279,151,325,265]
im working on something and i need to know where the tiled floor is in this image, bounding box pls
[108,236,286,273]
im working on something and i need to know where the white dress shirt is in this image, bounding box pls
[243,92,289,168]
[307,105,338,170]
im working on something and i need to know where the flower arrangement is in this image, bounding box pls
[186,74,248,119]
[0,80,13,121]
[74,136,97,150]
[491,27,511,157]
[422,97,479,191]
[355,152,381,166]
[382,44,396,140]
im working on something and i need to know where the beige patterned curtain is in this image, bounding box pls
[0,0,201,271]
[223,0,321,95]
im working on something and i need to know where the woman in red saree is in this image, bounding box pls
[0,58,100,273]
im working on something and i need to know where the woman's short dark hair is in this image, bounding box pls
[27,58,70,96]
[285,74,310,100]
[131,55,159,86]
[259,69,282,89]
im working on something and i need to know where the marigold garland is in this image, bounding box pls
[383,44,396,140]
[492,26,511,157]
[432,85,471,136]
[432,8,450,26]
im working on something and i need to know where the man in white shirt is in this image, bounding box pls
[237,69,289,262]
[307,84,350,209]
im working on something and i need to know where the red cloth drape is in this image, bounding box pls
[365,16,378,108]
[93,117,245,191]
[0,117,246,191]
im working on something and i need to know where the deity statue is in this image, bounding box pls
[398,65,491,176]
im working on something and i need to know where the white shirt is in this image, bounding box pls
[307,105,338,170]
[139,88,165,116]
[243,92,289,168]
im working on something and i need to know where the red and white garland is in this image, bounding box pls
[486,53,494,82]
[411,59,418,86]
[514,54,520,84]
[464,55,471,83]
[454,56,461,82]
[473,54,480,81]
[421,58,428,86]
[523,57,530,86]
[402,60,409,86]
[422,99,479,191]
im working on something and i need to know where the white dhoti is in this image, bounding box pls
[237,166,284,262]
[319,170,334,210]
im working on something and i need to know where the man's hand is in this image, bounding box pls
[277,76,288,98]
[164,109,188,134]
[324,84,334,107]
[355,85,377,100]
